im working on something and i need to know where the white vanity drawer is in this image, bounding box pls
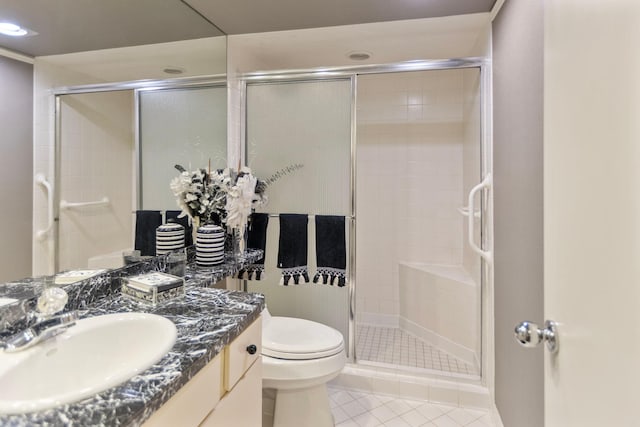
[224,317,261,392]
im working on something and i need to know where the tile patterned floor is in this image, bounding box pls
[329,386,494,427]
[356,325,479,378]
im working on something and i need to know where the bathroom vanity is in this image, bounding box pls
[144,314,262,427]
[0,249,264,426]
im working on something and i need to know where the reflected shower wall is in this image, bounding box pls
[245,79,353,352]
[55,82,227,271]
[58,91,134,271]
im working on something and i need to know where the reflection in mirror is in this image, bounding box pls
[139,85,228,210]
[55,81,228,273]
[34,37,228,275]
[57,91,135,272]
[0,4,227,303]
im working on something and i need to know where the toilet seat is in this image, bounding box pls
[262,317,344,360]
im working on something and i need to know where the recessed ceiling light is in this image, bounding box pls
[347,51,372,61]
[0,22,36,37]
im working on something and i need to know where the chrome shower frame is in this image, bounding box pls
[238,57,490,374]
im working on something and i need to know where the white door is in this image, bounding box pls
[544,1,640,425]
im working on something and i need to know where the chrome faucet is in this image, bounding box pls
[1,311,79,353]
[1,284,78,353]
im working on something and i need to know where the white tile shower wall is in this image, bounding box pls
[58,91,134,271]
[33,60,102,275]
[356,70,465,322]
[398,264,478,365]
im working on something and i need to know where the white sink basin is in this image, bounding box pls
[0,312,177,414]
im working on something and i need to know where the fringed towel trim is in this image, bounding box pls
[280,266,310,286]
[313,266,347,287]
[236,264,265,281]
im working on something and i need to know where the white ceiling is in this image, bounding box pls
[0,0,495,57]
[185,0,496,35]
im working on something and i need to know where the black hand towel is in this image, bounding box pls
[134,210,162,256]
[237,213,269,280]
[166,210,193,246]
[313,215,347,287]
[277,214,310,286]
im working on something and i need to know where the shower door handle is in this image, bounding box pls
[467,173,492,264]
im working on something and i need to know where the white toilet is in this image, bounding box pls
[261,308,346,427]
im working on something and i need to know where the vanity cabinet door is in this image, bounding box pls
[142,353,223,427]
[142,316,262,427]
[224,317,262,391]
[200,358,262,427]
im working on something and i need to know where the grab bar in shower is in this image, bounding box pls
[60,197,110,210]
[35,174,54,242]
[467,173,492,264]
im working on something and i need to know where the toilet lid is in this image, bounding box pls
[262,317,344,360]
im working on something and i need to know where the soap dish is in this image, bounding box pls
[54,269,108,285]
[121,272,185,305]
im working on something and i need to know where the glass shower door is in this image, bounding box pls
[354,68,483,379]
[245,79,353,355]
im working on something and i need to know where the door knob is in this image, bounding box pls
[514,320,558,353]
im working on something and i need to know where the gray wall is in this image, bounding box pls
[0,56,33,282]
[492,1,544,426]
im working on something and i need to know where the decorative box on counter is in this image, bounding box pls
[54,269,108,285]
[121,272,185,304]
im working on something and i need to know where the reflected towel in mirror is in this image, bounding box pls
[134,210,162,256]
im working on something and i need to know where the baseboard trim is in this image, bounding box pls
[330,364,490,409]
[357,312,399,328]
[489,402,505,427]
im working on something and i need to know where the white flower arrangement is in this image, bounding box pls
[171,162,303,255]
[170,165,267,231]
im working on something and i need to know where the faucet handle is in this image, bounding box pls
[37,287,69,317]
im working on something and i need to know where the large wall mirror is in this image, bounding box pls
[0,0,227,301]
[54,79,227,274]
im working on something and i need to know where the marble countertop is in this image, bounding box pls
[0,249,265,427]
[0,248,263,336]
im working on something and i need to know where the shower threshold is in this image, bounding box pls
[355,325,480,381]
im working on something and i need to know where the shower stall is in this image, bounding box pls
[356,68,484,379]
[242,59,489,382]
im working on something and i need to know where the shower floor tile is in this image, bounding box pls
[356,325,480,378]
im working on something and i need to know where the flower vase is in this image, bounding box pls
[226,227,245,260]
[195,223,225,267]
[191,217,200,248]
